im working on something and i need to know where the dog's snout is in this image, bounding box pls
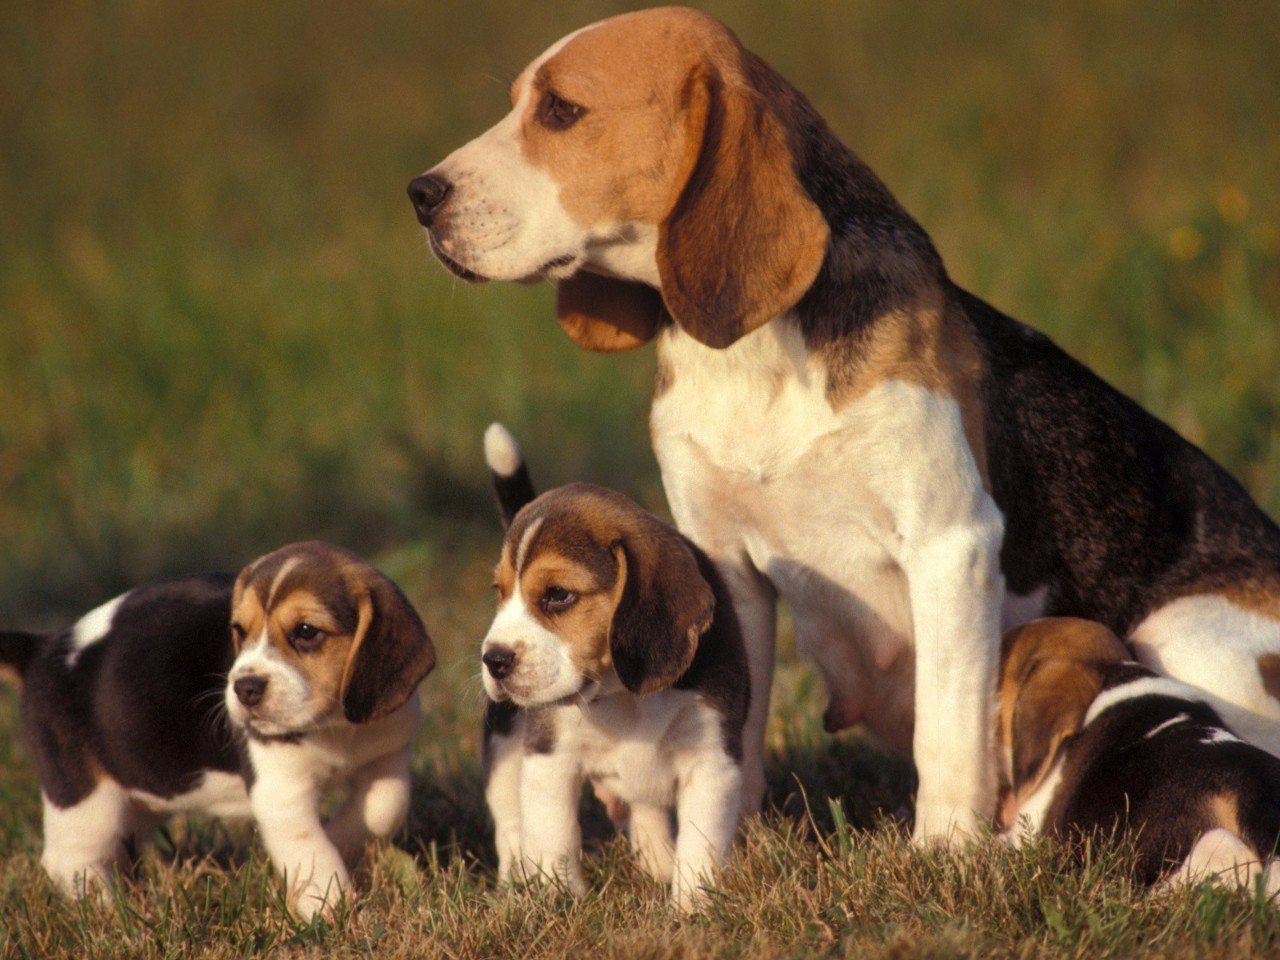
[408,174,452,226]
[482,646,517,680]
[233,675,268,708]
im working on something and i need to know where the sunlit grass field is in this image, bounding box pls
[1,1,1278,956]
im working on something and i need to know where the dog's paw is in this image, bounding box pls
[911,799,985,847]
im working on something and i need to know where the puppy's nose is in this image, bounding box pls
[482,647,516,680]
[407,174,452,226]
[233,676,268,708]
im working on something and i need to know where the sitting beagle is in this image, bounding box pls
[0,541,435,918]
[1000,617,1280,891]
[479,423,749,911]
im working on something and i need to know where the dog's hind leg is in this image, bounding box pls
[41,778,132,900]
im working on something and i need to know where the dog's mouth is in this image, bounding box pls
[428,234,488,283]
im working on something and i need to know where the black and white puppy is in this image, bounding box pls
[479,423,749,911]
[999,617,1280,891]
[0,541,436,918]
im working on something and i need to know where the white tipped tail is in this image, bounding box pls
[484,423,537,527]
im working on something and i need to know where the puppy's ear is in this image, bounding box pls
[340,572,436,724]
[1009,659,1103,799]
[608,522,714,695]
[656,58,828,349]
[556,271,668,352]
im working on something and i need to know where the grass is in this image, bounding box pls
[1,0,1279,955]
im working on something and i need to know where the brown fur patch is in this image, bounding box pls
[823,292,990,486]
[1219,580,1280,620]
[999,618,1130,799]
[1207,791,1243,836]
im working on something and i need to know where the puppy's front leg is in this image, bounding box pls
[324,748,412,863]
[517,745,584,895]
[251,772,349,920]
[671,753,742,912]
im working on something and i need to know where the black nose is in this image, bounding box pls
[407,174,452,226]
[233,676,267,708]
[482,647,516,680]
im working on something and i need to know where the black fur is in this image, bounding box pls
[16,574,249,809]
[1041,665,1280,884]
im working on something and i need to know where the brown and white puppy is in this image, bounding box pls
[0,541,435,918]
[480,424,748,911]
[1000,618,1280,892]
[411,7,1280,842]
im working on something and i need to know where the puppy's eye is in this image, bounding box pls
[289,623,324,652]
[536,90,584,131]
[230,623,247,644]
[540,586,577,614]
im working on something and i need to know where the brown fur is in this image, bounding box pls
[231,542,435,726]
[1258,653,1280,701]
[511,8,828,353]
[999,618,1130,807]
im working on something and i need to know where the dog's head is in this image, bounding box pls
[480,483,714,707]
[409,7,829,351]
[997,617,1129,826]
[225,541,435,737]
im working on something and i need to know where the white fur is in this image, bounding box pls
[481,584,586,706]
[1082,675,1207,727]
[651,318,1004,841]
[1162,828,1280,897]
[1129,594,1280,755]
[66,593,127,668]
[1005,761,1064,846]
[485,718,526,882]
[225,631,319,737]
[484,422,524,477]
[1143,713,1190,739]
[491,688,741,911]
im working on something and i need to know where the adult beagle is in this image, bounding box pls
[1000,618,1280,892]
[0,541,435,918]
[479,424,748,911]
[409,7,1280,841]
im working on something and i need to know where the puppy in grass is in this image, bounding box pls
[999,617,1280,893]
[479,423,749,911]
[0,541,435,918]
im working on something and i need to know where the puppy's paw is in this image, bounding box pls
[911,799,985,848]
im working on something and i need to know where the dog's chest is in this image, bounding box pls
[573,690,715,806]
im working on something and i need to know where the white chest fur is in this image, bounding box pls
[650,319,1009,754]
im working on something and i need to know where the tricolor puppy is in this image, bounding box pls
[479,424,748,911]
[1000,618,1280,891]
[412,6,1280,841]
[0,541,435,918]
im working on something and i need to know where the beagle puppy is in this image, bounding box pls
[411,7,1280,841]
[479,424,748,911]
[0,541,435,918]
[1000,618,1280,892]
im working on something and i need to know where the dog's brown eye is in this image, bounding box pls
[289,623,324,652]
[541,586,577,614]
[230,623,247,644]
[536,90,584,131]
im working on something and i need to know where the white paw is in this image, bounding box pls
[911,799,984,847]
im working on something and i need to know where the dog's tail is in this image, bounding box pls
[0,630,41,686]
[484,423,537,528]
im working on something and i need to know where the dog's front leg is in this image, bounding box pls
[324,748,412,863]
[517,745,585,895]
[700,559,776,816]
[251,772,349,919]
[905,510,1004,844]
[671,752,743,912]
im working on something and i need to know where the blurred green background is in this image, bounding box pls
[1,0,1277,628]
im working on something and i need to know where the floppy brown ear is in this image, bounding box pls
[1009,659,1104,798]
[656,58,829,349]
[556,271,668,352]
[340,573,436,724]
[608,524,714,695]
